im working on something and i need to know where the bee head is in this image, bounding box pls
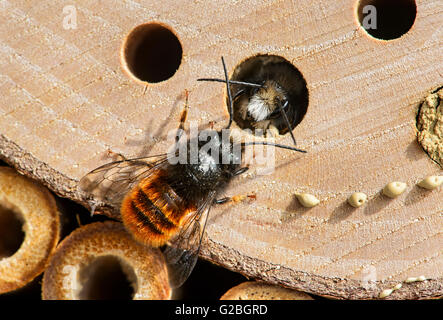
[248,80,288,121]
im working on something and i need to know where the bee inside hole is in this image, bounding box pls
[0,204,25,259]
[224,54,308,139]
[77,255,137,300]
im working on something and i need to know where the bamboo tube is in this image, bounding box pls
[220,281,314,300]
[0,167,60,294]
[42,221,171,300]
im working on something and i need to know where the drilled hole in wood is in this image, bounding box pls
[357,0,416,40]
[121,22,182,83]
[229,54,309,137]
[77,255,137,300]
[0,204,24,258]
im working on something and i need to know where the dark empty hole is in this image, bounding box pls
[78,255,136,300]
[229,54,309,137]
[0,204,25,259]
[357,0,417,40]
[122,23,182,83]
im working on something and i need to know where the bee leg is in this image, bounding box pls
[214,196,244,204]
[235,90,250,120]
[255,119,271,133]
[234,166,249,176]
[214,193,255,205]
[106,149,127,161]
[266,124,280,138]
[214,197,231,204]
[176,89,189,143]
[233,88,246,102]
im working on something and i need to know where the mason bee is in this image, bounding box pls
[228,55,308,145]
[79,57,306,288]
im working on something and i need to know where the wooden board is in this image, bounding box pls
[0,0,441,299]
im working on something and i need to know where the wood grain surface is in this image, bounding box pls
[0,0,442,299]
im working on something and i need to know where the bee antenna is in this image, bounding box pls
[278,100,297,146]
[220,56,234,130]
[197,57,264,130]
[241,141,307,153]
[197,78,263,89]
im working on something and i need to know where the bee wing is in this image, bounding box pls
[79,154,169,209]
[163,191,216,288]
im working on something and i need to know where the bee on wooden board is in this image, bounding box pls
[79,57,306,288]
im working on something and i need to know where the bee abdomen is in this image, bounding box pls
[134,188,177,232]
[121,174,191,247]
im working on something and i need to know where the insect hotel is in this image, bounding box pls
[0,0,441,300]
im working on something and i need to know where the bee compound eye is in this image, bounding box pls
[251,86,260,95]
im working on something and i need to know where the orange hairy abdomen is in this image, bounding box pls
[120,170,196,247]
